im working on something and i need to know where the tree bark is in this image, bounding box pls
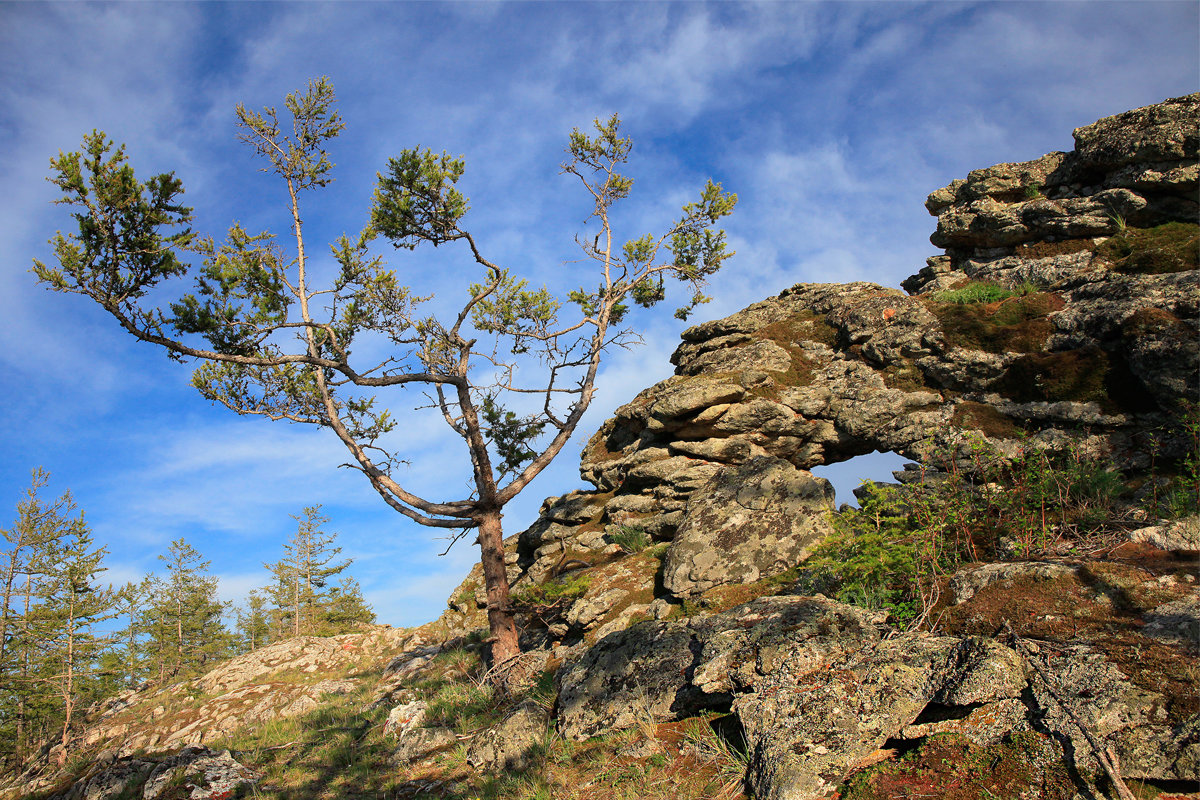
[476,507,519,667]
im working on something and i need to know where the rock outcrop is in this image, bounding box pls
[557,563,1198,798]
[437,92,1197,653]
[72,628,410,760]
[49,746,259,800]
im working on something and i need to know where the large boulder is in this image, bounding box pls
[735,635,1027,800]
[555,596,881,741]
[466,701,551,771]
[662,456,835,598]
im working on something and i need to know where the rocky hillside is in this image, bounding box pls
[7,94,1197,800]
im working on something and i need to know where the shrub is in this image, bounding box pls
[808,436,1130,628]
[803,481,924,625]
[608,525,651,553]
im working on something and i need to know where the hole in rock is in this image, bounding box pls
[707,713,748,757]
[811,450,910,508]
[879,736,924,756]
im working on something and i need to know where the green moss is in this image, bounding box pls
[839,732,1076,800]
[1121,307,1193,339]
[992,346,1109,404]
[1014,238,1097,259]
[992,346,1157,413]
[754,310,839,349]
[881,360,928,392]
[949,402,1024,439]
[1097,222,1199,274]
[927,292,1063,353]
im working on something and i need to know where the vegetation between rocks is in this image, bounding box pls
[801,426,1196,627]
[927,289,1064,353]
[1097,221,1200,274]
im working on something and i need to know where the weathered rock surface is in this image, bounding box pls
[556,596,884,741]
[466,701,550,771]
[140,746,260,799]
[5,625,419,798]
[558,570,1198,799]
[49,746,259,800]
[662,456,835,597]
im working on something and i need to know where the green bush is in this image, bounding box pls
[608,525,651,553]
[804,481,923,625]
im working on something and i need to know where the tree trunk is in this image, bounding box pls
[61,606,75,756]
[476,507,519,667]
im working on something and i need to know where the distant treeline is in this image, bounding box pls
[0,469,374,769]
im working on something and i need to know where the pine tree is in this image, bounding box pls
[36,527,115,755]
[234,589,271,653]
[110,581,146,689]
[140,539,231,681]
[263,506,350,637]
[35,79,736,672]
[317,576,375,635]
[0,469,88,762]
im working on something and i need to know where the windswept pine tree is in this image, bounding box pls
[35,78,735,675]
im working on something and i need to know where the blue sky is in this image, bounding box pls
[1,1,1196,627]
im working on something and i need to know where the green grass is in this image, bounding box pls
[932,282,1016,304]
[510,572,593,608]
[608,525,651,554]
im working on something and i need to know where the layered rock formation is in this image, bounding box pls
[438,92,1197,638]
[430,93,1199,798]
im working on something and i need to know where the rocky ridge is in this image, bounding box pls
[440,93,1197,632]
[10,94,1198,800]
